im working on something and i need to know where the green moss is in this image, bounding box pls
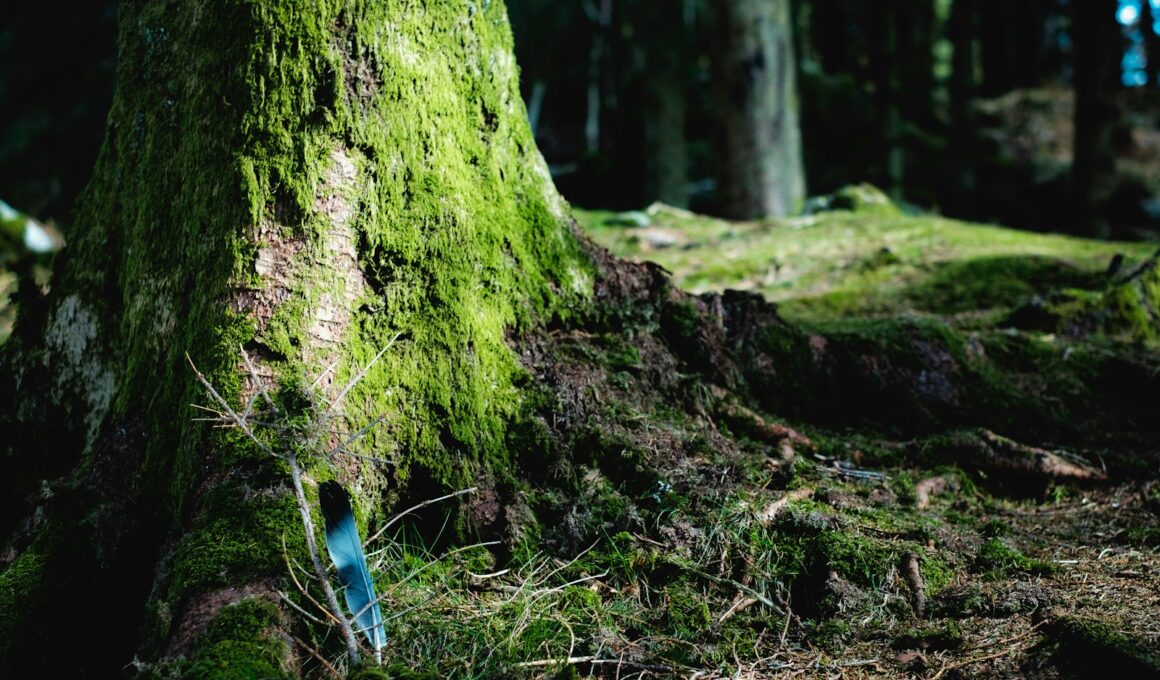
[1121,526,1160,547]
[806,184,900,216]
[185,598,291,679]
[980,519,1012,538]
[1097,263,1160,344]
[0,545,47,675]
[919,554,955,596]
[169,479,303,599]
[579,202,1148,319]
[814,529,893,586]
[890,471,918,505]
[894,621,963,650]
[1048,616,1160,676]
[973,538,1058,579]
[806,619,853,647]
[907,256,1100,315]
[661,298,702,349]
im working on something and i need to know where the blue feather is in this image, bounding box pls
[319,481,386,651]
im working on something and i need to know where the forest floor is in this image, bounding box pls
[7,188,1158,678]
[352,193,1160,679]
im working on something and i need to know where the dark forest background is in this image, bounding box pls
[3,0,1160,238]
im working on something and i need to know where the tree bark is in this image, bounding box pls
[1142,0,1160,88]
[1071,0,1122,237]
[709,0,806,219]
[0,0,584,675]
[641,3,689,208]
[978,0,1050,96]
[948,0,979,215]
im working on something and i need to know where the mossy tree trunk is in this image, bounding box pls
[0,0,588,675]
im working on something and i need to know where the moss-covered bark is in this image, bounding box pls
[0,0,587,674]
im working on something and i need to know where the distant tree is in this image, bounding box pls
[708,0,805,218]
[1071,0,1122,236]
[1141,0,1160,87]
[977,0,1052,97]
[639,3,690,208]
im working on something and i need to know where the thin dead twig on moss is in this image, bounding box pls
[291,635,344,679]
[757,487,814,524]
[928,621,1046,680]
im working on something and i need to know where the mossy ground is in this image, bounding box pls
[576,198,1156,328]
[252,440,1158,678]
[154,194,1157,678]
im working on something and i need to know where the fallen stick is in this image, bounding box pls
[901,551,926,618]
[757,488,814,524]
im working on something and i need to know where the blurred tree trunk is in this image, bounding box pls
[868,4,905,202]
[948,0,978,214]
[1071,0,1122,237]
[895,0,937,129]
[642,4,689,207]
[0,0,586,675]
[709,0,805,219]
[1142,0,1160,88]
[978,1,1050,96]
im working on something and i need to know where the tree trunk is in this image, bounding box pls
[895,0,937,130]
[1142,0,1160,88]
[0,0,585,675]
[978,1,1049,96]
[948,0,979,215]
[868,3,905,202]
[642,4,689,208]
[1071,0,1122,237]
[709,0,805,219]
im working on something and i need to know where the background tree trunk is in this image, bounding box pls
[641,4,690,208]
[0,0,586,674]
[709,0,805,219]
[948,0,979,216]
[1071,0,1122,237]
[1142,0,1160,88]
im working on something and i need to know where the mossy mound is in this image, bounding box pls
[579,191,1160,469]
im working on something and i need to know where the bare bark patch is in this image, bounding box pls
[232,219,304,334]
[45,294,117,449]
[306,148,369,393]
[231,148,368,398]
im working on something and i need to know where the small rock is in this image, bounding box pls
[603,210,651,228]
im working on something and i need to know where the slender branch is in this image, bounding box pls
[281,535,343,626]
[310,356,342,390]
[278,591,328,626]
[287,452,361,662]
[187,354,278,458]
[290,635,344,680]
[327,413,389,457]
[240,345,278,412]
